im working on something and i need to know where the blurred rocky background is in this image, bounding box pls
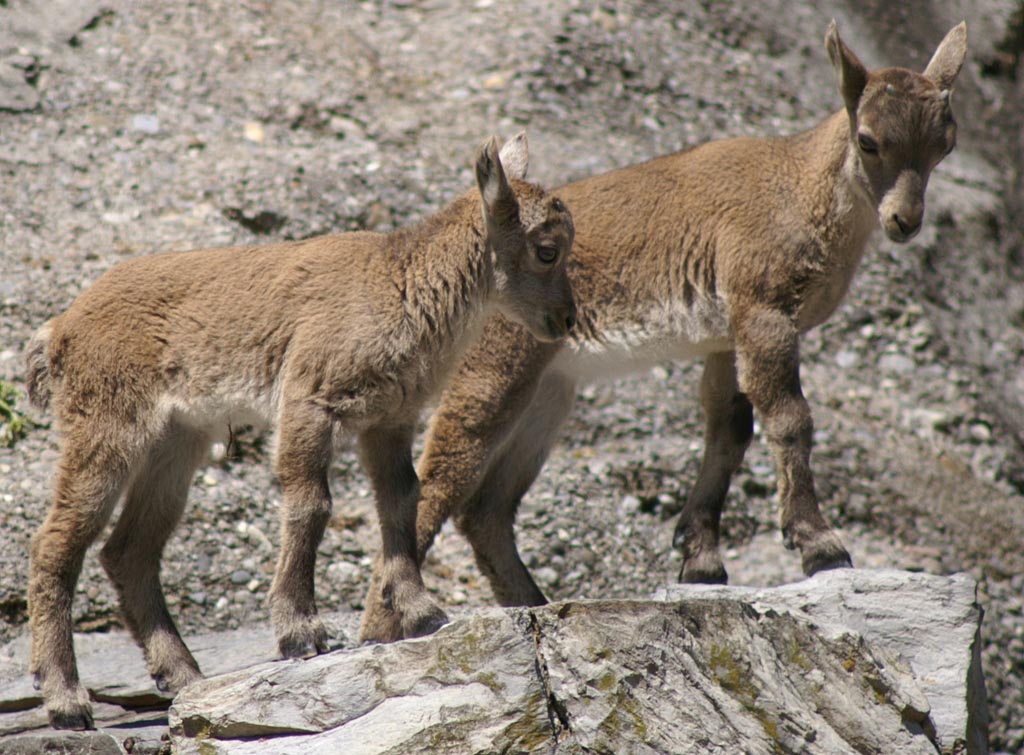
[0,0,1022,752]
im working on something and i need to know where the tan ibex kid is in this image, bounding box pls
[360,21,968,642]
[25,134,575,729]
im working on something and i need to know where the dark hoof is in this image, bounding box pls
[358,610,404,645]
[799,530,854,576]
[49,707,95,731]
[278,631,329,659]
[404,606,449,639]
[804,551,854,576]
[154,674,172,693]
[679,562,729,585]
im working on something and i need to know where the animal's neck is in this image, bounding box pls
[798,110,879,253]
[789,111,882,331]
[390,193,495,353]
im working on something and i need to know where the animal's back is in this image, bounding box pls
[551,129,823,378]
[31,233,390,427]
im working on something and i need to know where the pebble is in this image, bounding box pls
[130,114,161,134]
[621,494,641,514]
[878,353,915,374]
[534,567,559,587]
[229,570,251,585]
[327,561,359,583]
[835,350,858,368]
[969,422,992,443]
[243,121,265,143]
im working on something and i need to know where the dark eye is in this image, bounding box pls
[536,245,558,264]
[857,133,879,155]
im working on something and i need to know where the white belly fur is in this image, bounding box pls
[556,295,732,382]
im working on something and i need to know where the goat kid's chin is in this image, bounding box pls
[881,215,923,243]
[505,304,575,342]
[516,315,566,343]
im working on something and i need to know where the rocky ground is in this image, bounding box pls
[1,0,1022,751]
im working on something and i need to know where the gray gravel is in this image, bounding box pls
[1,0,1023,751]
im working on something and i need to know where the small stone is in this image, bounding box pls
[968,422,992,442]
[243,121,265,143]
[130,114,161,134]
[621,494,641,514]
[481,71,510,89]
[0,62,39,111]
[189,591,207,605]
[835,349,858,368]
[230,570,251,585]
[878,353,915,374]
[846,493,871,520]
[327,560,359,583]
[534,566,559,587]
[905,408,952,436]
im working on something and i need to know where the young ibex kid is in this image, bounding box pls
[25,134,575,729]
[360,21,968,642]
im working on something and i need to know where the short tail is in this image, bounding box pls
[25,322,54,410]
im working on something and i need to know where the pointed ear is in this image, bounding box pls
[498,131,529,181]
[475,136,518,229]
[825,19,868,114]
[923,21,968,90]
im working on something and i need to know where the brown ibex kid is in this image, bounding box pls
[360,21,968,642]
[25,134,575,729]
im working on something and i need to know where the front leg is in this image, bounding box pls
[734,309,852,576]
[358,424,448,642]
[360,320,560,643]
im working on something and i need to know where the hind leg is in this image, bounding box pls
[99,421,208,694]
[29,431,134,730]
[269,400,333,659]
[673,351,754,584]
[455,369,577,606]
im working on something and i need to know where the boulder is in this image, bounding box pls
[0,569,986,754]
[167,569,985,755]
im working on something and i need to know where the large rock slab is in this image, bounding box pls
[171,609,550,754]
[659,568,987,755]
[0,570,986,754]
[167,569,985,755]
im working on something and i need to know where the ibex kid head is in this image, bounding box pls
[827,20,967,242]
[476,133,576,341]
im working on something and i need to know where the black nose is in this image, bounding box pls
[893,213,920,237]
[565,304,577,332]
